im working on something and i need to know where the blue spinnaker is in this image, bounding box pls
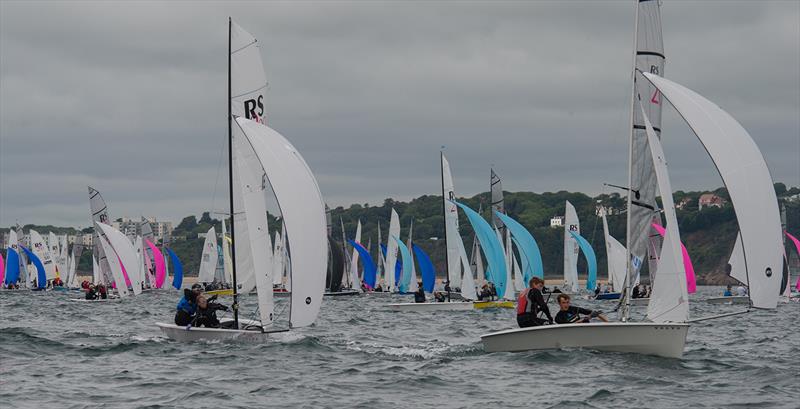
[348,240,377,288]
[167,248,183,290]
[412,244,435,293]
[569,231,597,291]
[392,236,413,293]
[453,201,507,297]
[4,248,20,285]
[380,243,402,285]
[20,246,46,289]
[495,212,544,284]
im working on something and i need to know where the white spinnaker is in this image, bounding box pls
[630,0,666,279]
[231,20,267,124]
[384,209,401,292]
[512,240,524,292]
[349,220,363,292]
[88,186,111,285]
[58,234,69,278]
[95,228,130,298]
[235,117,327,328]
[197,227,218,283]
[602,208,628,291]
[134,236,143,288]
[441,154,464,289]
[29,230,56,281]
[498,228,515,300]
[641,104,688,323]
[221,219,233,284]
[472,236,485,284]
[563,201,580,292]
[233,123,274,326]
[96,222,142,295]
[67,255,77,288]
[643,72,782,309]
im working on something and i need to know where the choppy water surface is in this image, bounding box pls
[1,286,797,408]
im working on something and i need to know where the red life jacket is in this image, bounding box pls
[516,289,531,315]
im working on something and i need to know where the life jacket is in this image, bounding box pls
[517,289,533,315]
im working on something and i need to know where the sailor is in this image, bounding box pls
[97,284,108,299]
[174,284,202,326]
[736,285,748,296]
[516,277,553,328]
[193,294,228,328]
[723,285,733,297]
[554,293,609,324]
[414,282,426,303]
[632,285,641,299]
[85,285,98,300]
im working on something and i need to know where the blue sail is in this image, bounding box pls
[4,248,20,285]
[348,240,377,289]
[20,246,46,289]
[380,243,402,285]
[512,237,533,287]
[412,244,435,293]
[392,236,413,293]
[495,211,544,284]
[569,231,597,291]
[453,201,507,297]
[167,248,183,290]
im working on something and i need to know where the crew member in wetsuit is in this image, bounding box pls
[516,277,553,328]
[193,295,229,328]
[174,284,202,326]
[97,284,108,299]
[443,280,452,302]
[554,293,609,324]
[85,285,98,300]
[414,282,426,303]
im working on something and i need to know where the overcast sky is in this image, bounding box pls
[1,0,798,228]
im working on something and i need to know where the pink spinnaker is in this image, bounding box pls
[145,239,166,288]
[119,255,132,288]
[651,223,697,294]
[0,252,5,285]
[786,231,800,292]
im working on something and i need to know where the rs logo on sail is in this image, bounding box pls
[244,95,265,123]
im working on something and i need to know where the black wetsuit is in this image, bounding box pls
[85,289,97,300]
[517,288,553,328]
[555,306,594,324]
[414,287,426,303]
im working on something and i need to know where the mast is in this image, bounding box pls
[440,151,450,284]
[622,1,640,322]
[227,17,239,327]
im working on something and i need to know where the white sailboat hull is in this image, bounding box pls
[156,319,268,342]
[386,302,474,311]
[706,296,750,305]
[481,322,689,358]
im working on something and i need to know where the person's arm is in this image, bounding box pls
[577,307,593,315]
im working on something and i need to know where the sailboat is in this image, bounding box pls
[156,18,327,341]
[482,1,783,358]
[563,201,580,293]
[197,226,218,285]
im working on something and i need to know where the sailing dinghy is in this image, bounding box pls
[156,19,326,342]
[482,2,782,358]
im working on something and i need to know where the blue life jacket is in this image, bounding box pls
[176,296,196,314]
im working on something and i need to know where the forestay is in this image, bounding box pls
[234,117,327,328]
[641,103,688,323]
[643,72,782,309]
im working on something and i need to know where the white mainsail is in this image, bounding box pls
[407,221,419,293]
[221,218,233,284]
[95,226,130,298]
[629,0,666,280]
[234,117,327,328]
[29,230,55,281]
[563,201,580,292]
[48,232,62,279]
[272,224,286,287]
[88,186,111,285]
[384,208,401,292]
[441,153,470,290]
[96,222,142,295]
[92,256,100,284]
[197,226,218,284]
[641,105,688,323]
[348,220,363,292]
[233,122,274,326]
[490,168,505,229]
[134,236,144,288]
[231,20,268,124]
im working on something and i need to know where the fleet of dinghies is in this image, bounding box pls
[2,8,797,358]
